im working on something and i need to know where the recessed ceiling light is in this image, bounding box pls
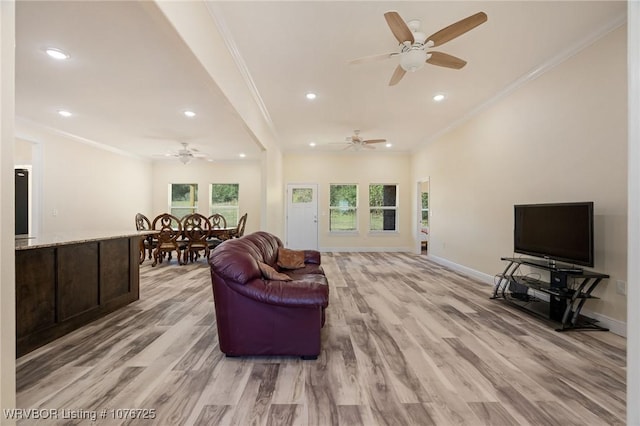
[58,110,72,117]
[46,48,69,60]
[239,153,246,158]
[305,92,317,100]
[309,142,316,147]
[385,143,392,148]
[183,110,196,118]
[433,94,446,102]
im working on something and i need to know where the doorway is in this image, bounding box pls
[14,165,32,236]
[417,179,429,255]
[285,184,318,250]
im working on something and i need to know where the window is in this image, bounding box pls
[329,184,357,231]
[210,183,239,226]
[421,192,429,228]
[170,183,198,218]
[292,188,313,203]
[369,184,398,231]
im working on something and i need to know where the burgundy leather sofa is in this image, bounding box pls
[208,231,329,359]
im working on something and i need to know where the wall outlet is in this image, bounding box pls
[52,208,58,217]
[616,280,626,295]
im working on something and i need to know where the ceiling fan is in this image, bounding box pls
[332,130,387,151]
[350,10,487,86]
[156,142,209,164]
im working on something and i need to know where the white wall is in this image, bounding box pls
[284,152,413,251]
[262,147,285,237]
[15,122,153,233]
[14,137,31,164]
[412,26,627,326]
[0,0,15,416]
[151,159,261,234]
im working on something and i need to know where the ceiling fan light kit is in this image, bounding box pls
[350,10,487,85]
[400,49,428,72]
[334,130,387,151]
[154,142,208,164]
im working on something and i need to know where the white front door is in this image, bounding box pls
[286,184,318,250]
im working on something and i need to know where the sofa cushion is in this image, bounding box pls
[286,263,324,277]
[257,261,292,281]
[277,248,306,269]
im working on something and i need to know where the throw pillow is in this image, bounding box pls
[257,261,292,281]
[277,247,306,269]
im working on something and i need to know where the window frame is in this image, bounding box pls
[329,183,358,233]
[368,183,399,233]
[168,183,198,219]
[421,191,429,229]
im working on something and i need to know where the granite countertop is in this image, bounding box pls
[15,230,157,250]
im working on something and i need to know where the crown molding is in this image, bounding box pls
[205,2,280,143]
[15,116,149,161]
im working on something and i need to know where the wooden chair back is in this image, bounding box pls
[235,213,248,238]
[135,213,151,231]
[183,213,211,244]
[208,214,227,229]
[151,213,183,266]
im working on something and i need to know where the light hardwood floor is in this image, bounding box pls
[16,252,626,425]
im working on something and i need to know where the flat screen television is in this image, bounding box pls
[514,202,594,267]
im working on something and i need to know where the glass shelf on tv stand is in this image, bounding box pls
[491,257,609,331]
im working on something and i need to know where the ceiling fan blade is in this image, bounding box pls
[426,12,487,47]
[427,51,467,69]
[384,11,414,44]
[389,65,406,86]
[349,52,399,65]
[363,139,387,144]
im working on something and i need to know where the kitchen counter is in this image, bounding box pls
[15,230,156,250]
[15,231,151,356]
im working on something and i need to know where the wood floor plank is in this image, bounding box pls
[467,401,520,425]
[15,253,626,425]
[266,404,303,426]
[191,405,233,426]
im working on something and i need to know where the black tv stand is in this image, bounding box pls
[491,257,609,331]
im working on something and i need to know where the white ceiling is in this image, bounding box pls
[15,1,627,162]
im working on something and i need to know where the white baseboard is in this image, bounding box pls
[427,255,627,337]
[321,246,412,253]
[428,255,496,285]
[579,309,627,337]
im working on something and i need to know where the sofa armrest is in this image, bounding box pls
[230,277,329,309]
[304,250,321,265]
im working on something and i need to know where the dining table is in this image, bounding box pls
[207,227,238,240]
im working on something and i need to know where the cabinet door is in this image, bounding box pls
[15,249,56,337]
[100,238,131,303]
[58,243,99,321]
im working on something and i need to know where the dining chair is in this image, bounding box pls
[233,213,248,238]
[182,213,212,264]
[151,213,184,266]
[208,213,227,229]
[207,213,228,249]
[135,213,155,264]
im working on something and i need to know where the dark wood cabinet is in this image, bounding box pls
[15,234,142,357]
[15,248,56,338]
[100,238,132,303]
